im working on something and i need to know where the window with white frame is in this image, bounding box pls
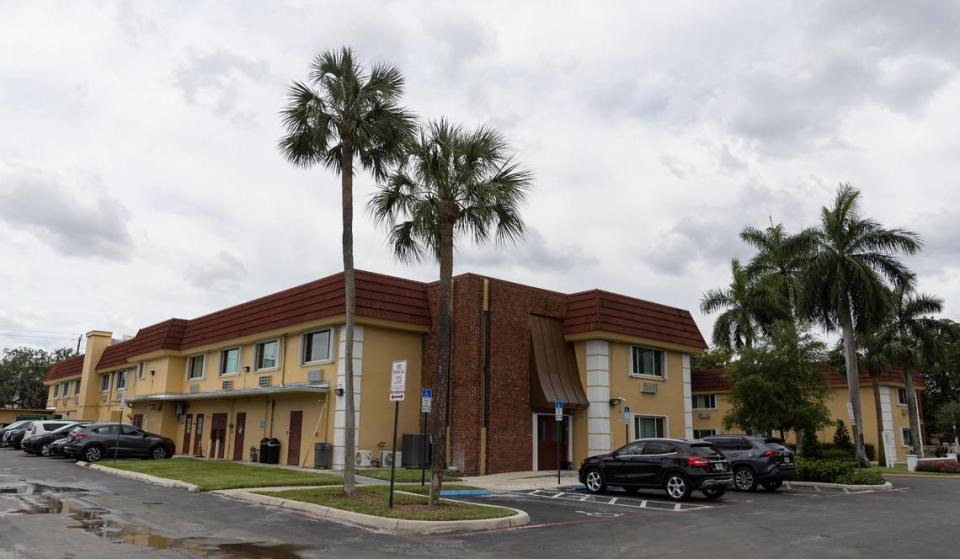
[692,394,717,409]
[73,379,81,395]
[53,384,60,398]
[693,429,717,439]
[897,387,908,406]
[115,370,127,391]
[901,427,913,448]
[137,362,145,381]
[255,339,279,371]
[186,355,205,380]
[219,347,240,376]
[61,382,69,396]
[302,329,333,364]
[630,346,664,378]
[634,415,666,439]
[99,374,110,392]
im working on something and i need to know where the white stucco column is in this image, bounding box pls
[682,354,694,440]
[333,325,364,470]
[879,386,897,467]
[586,340,611,457]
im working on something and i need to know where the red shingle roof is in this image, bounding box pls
[43,354,85,381]
[692,365,925,393]
[564,290,707,349]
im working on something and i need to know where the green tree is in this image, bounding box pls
[278,47,414,494]
[691,346,733,370]
[802,184,921,465]
[0,347,73,408]
[740,223,817,317]
[934,401,960,444]
[833,419,853,451]
[370,119,532,505]
[722,322,830,439]
[701,259,787,351]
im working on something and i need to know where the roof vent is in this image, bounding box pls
[307,370,323,384]
[641,382,658,394]
[189,383,200,393]
[258,376,271,387]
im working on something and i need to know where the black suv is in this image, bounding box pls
[579,438,733,501]
[702,435,797,491]
[63,423,176,462]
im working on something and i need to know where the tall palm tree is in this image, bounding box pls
[802,184,921,465]
[857,325,894,465]
[886,276,942,456]
[740,223,817,317]
[279,47,414,494]
[701,259,787,351]
[370,119,532,505]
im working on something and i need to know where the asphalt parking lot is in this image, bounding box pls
[1,449,958,558]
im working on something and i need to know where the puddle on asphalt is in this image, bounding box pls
[3,483,311,558]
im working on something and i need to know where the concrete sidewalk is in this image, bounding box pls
[461,470,580,492]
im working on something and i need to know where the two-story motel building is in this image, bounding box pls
[44,270,707,474]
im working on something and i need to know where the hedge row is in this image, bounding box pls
[795,458,885,485]
[916,461,960,474]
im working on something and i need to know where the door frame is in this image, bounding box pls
[193,414,205,457]
[182,414,193,455]
[531,413,573,471]
[210,413,228,459]
[232,412,247,461]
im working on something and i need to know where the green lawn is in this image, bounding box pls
[258,485,513,521]
[867,464,960,477]
[103,459,342,491]
[395,484,483,495]
[357,468,462,482]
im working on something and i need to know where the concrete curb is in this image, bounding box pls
[77,461,200,492]
[215,488,529,534]
[785,480,894,491]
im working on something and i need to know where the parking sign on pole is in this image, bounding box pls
[389,360,407,402]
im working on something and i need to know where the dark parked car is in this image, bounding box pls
[22,422,91,456]
[64,423,176,462]
[702,435,797,492]
[0,420,32,441]
[47,437,71,457]
[1,421,36,449]
[579,438,733,501]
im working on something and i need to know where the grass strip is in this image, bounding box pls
[104,458,341,491]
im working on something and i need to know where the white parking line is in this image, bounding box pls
[518,490,713,512]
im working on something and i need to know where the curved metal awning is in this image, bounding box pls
[529,315,589,410]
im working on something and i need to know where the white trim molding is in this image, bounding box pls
[585,340,611,457]
[333,325,364,470]
[879,386,897,467]
[682,354,693,440]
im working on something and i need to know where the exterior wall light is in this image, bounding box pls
[334,387,345,397]
[609,397,624,406]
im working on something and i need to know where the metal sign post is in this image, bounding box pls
[555,400,563,487]
[420,388,432,486]
[623,406,631,444]
[388,360,407,508]
[114,392,126,465]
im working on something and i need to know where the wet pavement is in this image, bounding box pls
[1,450,959,558]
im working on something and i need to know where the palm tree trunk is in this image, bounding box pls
[341,137,357,495]
[869,374,886,466]
[429,216,455,507]
[840,305,870,466]
[902,359,923,457]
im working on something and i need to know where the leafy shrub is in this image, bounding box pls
[796,458,854,483]
[916,460,960,474]
[801,430,822,459]
[821,447,856,461]
[833,420,853,451]
[864,443,876,462]
[836,470,885,485]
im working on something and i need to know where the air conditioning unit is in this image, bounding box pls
[355,450,373,467]
[189,383,200,393]
[307,370,323,384]
[641,382,658,394]
[259,376,272,387]
[380,450,402,468]
[698,411,711,420]
[221,380,233,391]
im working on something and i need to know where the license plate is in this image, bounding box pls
[784,456,792,463]
[713,463,727,472]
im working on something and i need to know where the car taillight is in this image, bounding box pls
[687,456,710,468]
[761,450,777,458]
[73,433,87,440]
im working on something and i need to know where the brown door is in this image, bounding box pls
[211,413,228,459]
[193,414,204,457]
[132,414,144,428]
[287,410,303,466]
[232,412,246,461]
[537,415,569,470]
[182,415,193,454]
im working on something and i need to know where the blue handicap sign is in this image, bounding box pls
[624,406,631,414]
[555,400,563,408]
[421,388,432,398]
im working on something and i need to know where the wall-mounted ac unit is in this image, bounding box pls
[698,411,711,420]
[189,384,200,393]
[221,380,233,391]
[641,382,658,394]
[355,450,373,467]
[307,370,323,384]
[259,376,272,387]
[380,450,402,468]
[900,408,908,416]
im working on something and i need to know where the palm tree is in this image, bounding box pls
[802,184,921,465]
[701,259,787,351]
[740,223,817,316]
[370,119,532,505]
[278,47,414,494]
[886,276,942,456]
[857,326,894,465]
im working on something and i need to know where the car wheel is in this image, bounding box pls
[734,467,758,492]
[151,446,168,460]
[84,446,103,463]
[761,480,783,492]
[664,473,691,501]
[40,444,51,457]
[584,468,606,494]
[702,487,725,500]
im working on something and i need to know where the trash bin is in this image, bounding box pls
[314,443,332,469]
[259,437,281,464]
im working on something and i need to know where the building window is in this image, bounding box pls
[692,394,717,409]
[693,429,717,439]
[897,388,908,406]
[53,384,60,398]
[62,382,69,397]
[631,346,664,378]
[99,374,110,392]
[186,355,205,380]
[137,362,145,381]
[74,380,81,395]
[634,415,666,439]
[901,427,913,448]
[255,339,280,371]
[302,329,333,364]
[115,370,127,391]
[219,348,240,376]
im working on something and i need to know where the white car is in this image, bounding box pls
[21,420,77,446]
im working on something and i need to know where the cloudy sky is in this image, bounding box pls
[2,1,959,352]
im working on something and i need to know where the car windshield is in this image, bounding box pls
[51,423,77,433]
[688,443,721,457]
